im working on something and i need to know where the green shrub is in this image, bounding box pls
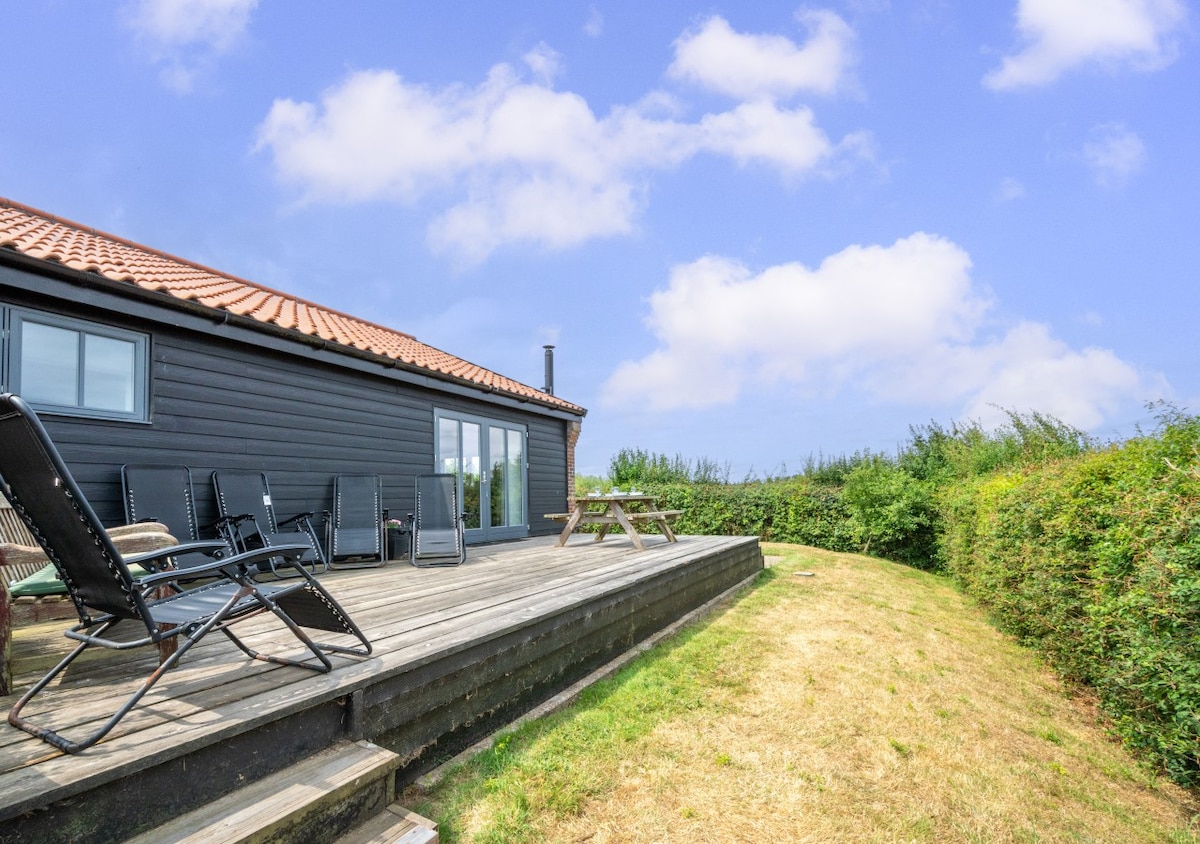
[604,405,1200,785]
[938,407,1200,785]
[608,448,730,486]
[841,456,938,568]
[640,479,856,550]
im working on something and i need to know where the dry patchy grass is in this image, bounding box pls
[408,544,1200,843]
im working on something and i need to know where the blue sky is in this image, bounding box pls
[3,1,1197,478]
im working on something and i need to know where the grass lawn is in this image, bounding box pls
[402,543,1199,843]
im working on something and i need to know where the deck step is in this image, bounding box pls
[335,803,439,844]
[126,740,403,844]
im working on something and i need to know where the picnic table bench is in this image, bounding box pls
[545,494,681,551]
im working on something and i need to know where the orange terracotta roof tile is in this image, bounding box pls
[0,198,583,415]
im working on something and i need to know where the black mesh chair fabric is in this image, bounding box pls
[329,474,388,569]
[122,464,201,540]
[122,464,230,569]
[0,393,371,754]
[212,470,327,577]
[0,399,147,621]
[409,473,466,567]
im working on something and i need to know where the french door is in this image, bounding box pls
[435,410,528,542]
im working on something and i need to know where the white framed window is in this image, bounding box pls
[5,308,150,422]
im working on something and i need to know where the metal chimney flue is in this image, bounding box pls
[543,345,555,395]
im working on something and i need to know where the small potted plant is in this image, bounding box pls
[386,517,408,560]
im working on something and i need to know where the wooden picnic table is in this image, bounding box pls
[545,493,682,551]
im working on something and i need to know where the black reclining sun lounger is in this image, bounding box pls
[0,393,371,754]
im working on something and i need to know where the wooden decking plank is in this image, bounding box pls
[124,739,399,844]
[0,536,762,829]
[336,804,439,844]
[1,536,735,761]
[0,536,730,758]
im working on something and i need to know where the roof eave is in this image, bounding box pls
[0,245,587,418]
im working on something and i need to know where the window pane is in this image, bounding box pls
[83,334,136,412]
[461,422,481,529]
[21,322,79,406]
[438,418,459,475]
[490,426,506,527]
[507,429,524,525]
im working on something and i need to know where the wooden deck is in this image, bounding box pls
[0,534,762,843]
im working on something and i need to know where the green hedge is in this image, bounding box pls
[607,411,1200,784]
[937,413,1200,785]
[639,480,857,551]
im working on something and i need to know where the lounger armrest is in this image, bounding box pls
[133,542,312,587]
[278,511,315,528]
[215,542,313,578]
[215,513,255,529]
[123,540,230,567]
[123,540,229,576]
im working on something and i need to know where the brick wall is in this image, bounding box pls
[566,420,582,510]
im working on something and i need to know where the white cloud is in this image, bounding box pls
[985,0,1187,90]
[128,0,256,50]
[427,177,642,266]
[126,0,257,92]
[668,10,857,100]
[697,101,833,175]
[959,324,1145,429]
[584,6,604,38]
[603,233,985,409]
[600,233,1155,432]
[875,322,1145,429]
[523,43,563,86]
[256,69,482,203]
[1083,122,1146,188]
[256,56,868,263]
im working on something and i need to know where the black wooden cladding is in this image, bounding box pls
[1,270,574,540]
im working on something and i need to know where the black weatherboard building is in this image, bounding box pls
[0,198,586,543]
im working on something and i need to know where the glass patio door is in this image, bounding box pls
[436,411,527,542]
